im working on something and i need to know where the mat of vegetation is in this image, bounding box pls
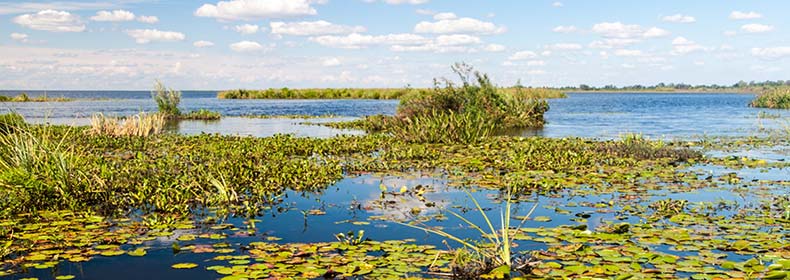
[217,86,565,100]
[751,87,790,109]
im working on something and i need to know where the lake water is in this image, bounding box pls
[2,91,789,280]
[1,91,786,139]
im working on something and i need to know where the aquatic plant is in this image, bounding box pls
[391,109,496,144]
[89,112,166,137]
[0,113,25,135]
[218,88,413,99]
[0,93,72,102]
[398,186,539,277]
[152,80,182,116]
[751,87,790,109]
[180,109,221,120]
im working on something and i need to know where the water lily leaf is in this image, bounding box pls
[172,263,199,269]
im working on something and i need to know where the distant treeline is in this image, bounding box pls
[563,80,790,92]
[217,87,566,100]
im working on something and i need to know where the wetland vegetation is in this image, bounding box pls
[0,93,72,103]
[1,68,790,279]
[751,87,790,109]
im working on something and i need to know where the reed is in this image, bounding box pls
[152,80,182,116]
[89,112,166,137]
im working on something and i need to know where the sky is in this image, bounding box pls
[1,0,789,90]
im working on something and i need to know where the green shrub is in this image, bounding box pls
[391,110,496,144]
[180,109,222,120]
[0,113,25,135]
[751,87,790,109]
[152,80,182,116]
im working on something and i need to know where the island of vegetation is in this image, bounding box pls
[0,93,72,102]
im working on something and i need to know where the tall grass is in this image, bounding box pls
[0,124,81,215]
[398,186,538,277]
[0,113,26,135]
[751,87,790,109]
[391,110,496,144]
[89,112,166,137]
[152,80,182,116]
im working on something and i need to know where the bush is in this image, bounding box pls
[152,80,182,116]
[751,87,790,109]
[180,109,222,120]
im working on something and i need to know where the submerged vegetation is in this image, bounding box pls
[0,93,72,102]
[751,86,790,109]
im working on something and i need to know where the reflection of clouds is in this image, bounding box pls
[356,176,454,221]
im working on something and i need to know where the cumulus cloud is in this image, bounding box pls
[126,29,186,44]
[729,11,762,20]
[508,50,538,61]
[391,34,483,53]
[309,33,429,49]
[740,23,774,33]
[613,49,643,57]
[229,40,269,52]
[483,44,505,52]
[671,36,705,55]
[552,25,577,33]
[751,47,790,59]
[414,16,506,34]
[432,12,456,20]
[12,10,85,32]
[91,10,135,21]
[661,14,695,23]
[588,38,640,49]
[592,22,668,39]
[270,20,366,36]
[321,57,340,66]
[195,0,321,21]
[527,60,545,66]
[546,43,582,51]
[137,15,159,24]
[234,24,260,34]
[193,40,215,47]
[552,2,563,7]
[10,32,29,42]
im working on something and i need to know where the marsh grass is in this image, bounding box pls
[152,80,182,116]
[180,109,221,120]
[751,87,790,109]
[0,113,26,135]
[0,93,72,102]
[391,110,496,144]
[398,187,538,277]
[89,112,166,137]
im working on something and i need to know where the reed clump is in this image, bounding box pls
[0,93,72,102]
[0,113,26,135]
[89,112,166,137]
[751,87,790,109]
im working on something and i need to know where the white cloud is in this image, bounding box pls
[415,9,434,15]
[592,22,668,39]
[125,29,185,44]
[137,15,159,24]
[390,35,482,53]
[10,32,29,42]
[671,36,705,55]
[309,33,429,49]
[229,40,267,52]
[508,50,537,61]
[643,27,670,38]
[433,12,456,20]
[434,34,480,46]
[552,25,577,33]
[234,24,260,34]
[751,47,790,59]
[613,49,643,57]
[483,44,505,52]
[12,10,85,32]
[527,70,546,75]
[193,40,215,47]
[321,57,341,66]
[546,43,582,51]
[414,16,506,34]
[724,30,737,37]
[588,38,639,49]
[729,11,762,20]
[0,2,119,15]
[527,60,545,66]
[91,10,135,22]
[661,14,695,23]
[621,63,635,69]
[740,23,774,33]
[552,2,563,7]
[195,0,320,21]
[270,20,366,36]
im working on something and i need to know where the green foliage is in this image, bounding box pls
[180,109,222,120]
[390,110,496,144]
[218,88,412,99]
[751,87,790,109]
[152,80,182,116]
[0,94,71,102]
[0,113,26,135]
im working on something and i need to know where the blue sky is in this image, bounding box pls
[1,0,789,90]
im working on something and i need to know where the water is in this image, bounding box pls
[3,91,789,279]
[2,91,785,139]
